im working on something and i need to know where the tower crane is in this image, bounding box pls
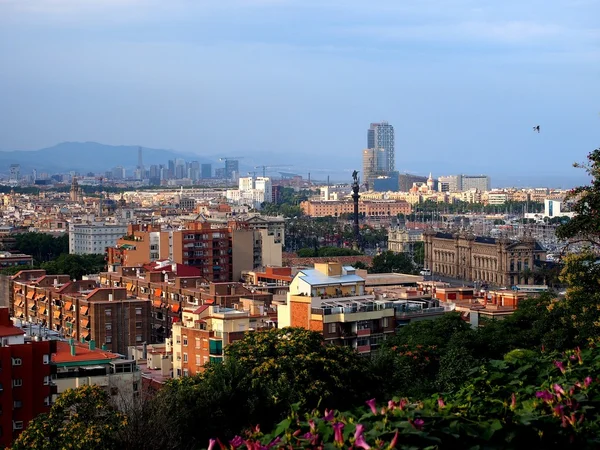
[255,164,288,178]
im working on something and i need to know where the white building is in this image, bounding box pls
[227,177,273,209]
[69,222,128,255]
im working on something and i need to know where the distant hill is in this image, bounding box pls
[0,142,213,174]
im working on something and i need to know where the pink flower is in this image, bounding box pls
[510,393,517,411]
[309,420,316,432]
[437,397,445,409]
[399,399,407,410]
[554,361,566,374]
[387,400,397,410]
[366,398,378,415]
[553,384,565,395]
[584,376,593,388]
[412,419,424,430]
[388,430,399,449]
[553,404,565,417]
[354,424,370,449]
[333,422,344,444]
[229,436,243,448]
[323,409,334,422]
[267,437,281,449]
[536,390,553,401]
[208,439,216,450]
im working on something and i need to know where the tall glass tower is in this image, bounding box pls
[367,121,395,174]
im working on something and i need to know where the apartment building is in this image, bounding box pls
[0,252,33,270]
[11,270,152,355]
[300,199,411,218]
[69,221,128,255]
[172,298,276,377]
[100,263,273,344]
[53,340,141,410]
[0,308,57,448]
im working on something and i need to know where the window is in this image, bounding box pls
[382,317,389,328]
[44,397,50,406]
[195,337,201,349]
[13,401,22,409]
[105,309,112,316]
[136,321,142,329]
[328,323,336,334]
[356,337,369,347]
[106,336,112,343]
[183,369,189,377]
[195,355,201,365]
[176,336,181,344]
[11,358,22,366]
[43,354,50,365]
[183,336,188,346]
[43,376,50,385]
[105,323,112,331]
[136,335,142,342]
[183,353,188,362]
[133,382,139,392]
[136,307,142,315]
[13,421,23,430]
[12,379,22,387]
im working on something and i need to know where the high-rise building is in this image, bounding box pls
[461,175,491,192]
[367,121,395,173]
[225,160,239,179]
[9,164,20,184]
[201,164,212,179]
[362,149,377,187]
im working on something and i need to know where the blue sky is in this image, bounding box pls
[0,0,598,187]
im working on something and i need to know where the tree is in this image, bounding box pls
[13,232,68,263]
[370,251,416,274]
[556,148,600,246]
[12,385,126,450]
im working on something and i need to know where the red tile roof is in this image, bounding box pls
[192,305,210,315]
[53,341,121,364]
[0,326,25,338]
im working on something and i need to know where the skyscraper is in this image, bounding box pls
[367,121,395,174]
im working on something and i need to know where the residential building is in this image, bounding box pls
[0,307,57,448]
[225,159,239,179]
[437,175,462,193]
[172,298,275,377]
[53,340,141,410]
[367,121,395,174]
[423,230,546,286]
[461,175,491,192]
[201,164,212,179]
[300,199,411,218]
[11,270,152,355]
[69,222,128,255]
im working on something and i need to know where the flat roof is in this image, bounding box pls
[365,273,423,286]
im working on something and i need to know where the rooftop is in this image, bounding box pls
[53,341,121,365]
[295,268,364,287]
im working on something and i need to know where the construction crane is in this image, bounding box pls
[255,164,288,178]
[247,171,258,178]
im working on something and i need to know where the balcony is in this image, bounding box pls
[312,299,396,324]
[357,345,371,353]
[357,328,371,337]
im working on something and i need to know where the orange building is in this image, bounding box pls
[300,199,411,218]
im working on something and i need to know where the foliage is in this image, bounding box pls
[556,148,600,246]
[13,232,68,262]
[412,241,424,266]
[370,251,416,274]
[12,385,126,450]
[217,346,600,449]
[260,188,311,217]
[40,253,106,279]
[296,246,362,257]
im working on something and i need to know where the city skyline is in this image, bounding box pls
[0,1,598,187]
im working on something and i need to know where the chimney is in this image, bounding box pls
[70,344,76,356]
[89,339,96,351]
[101,344,107,351]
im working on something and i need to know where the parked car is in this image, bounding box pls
[419,269,431,276]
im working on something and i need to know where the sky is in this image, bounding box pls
[0,0,599,187]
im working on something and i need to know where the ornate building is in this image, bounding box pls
[423,230,546,287]
[69,177,83,203]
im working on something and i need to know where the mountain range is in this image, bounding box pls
[0,142,212,175]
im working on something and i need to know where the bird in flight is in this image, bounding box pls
[533,125,540,133]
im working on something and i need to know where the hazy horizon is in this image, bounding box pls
[0,1,598,188]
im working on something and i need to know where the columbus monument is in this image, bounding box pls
[351,170,361,250]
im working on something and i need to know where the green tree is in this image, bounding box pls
[12,385,126,450]
[370,251,416,274]
[13,232,68,262]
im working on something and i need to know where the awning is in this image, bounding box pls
[71,331,77,338]
[131,286,137,293]
[204,299,214,305]
[27,291,35,299]
[83,332,91,341]
[172,317,180,323]
[17,299,24,307]
[154,289,162,297]
[80,306,88,315]
[35,293,44,300]
[53,311,61,319]
[65,316,73,323]
[172,304,180,313]
[40,307,47,315]
[81,319,90,328]
[126,282,133,291]
[153,299,163,308]
[64,302,72,311]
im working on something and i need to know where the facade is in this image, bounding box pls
[69,222,128,255]
[225,160,239,179]
[300,199,411,218]
[53,340,141,410]
[362,149,377,187]
[227,177,273,208]
[0,252,33,270]
[387,228,423,253]
[437,175,462,193]
[461,175,491,192]
[367,121,395,174]
[373,172,399,192]
[423,230,546,286]
[201,164,212,179]
[399,173,428,192]
[11,271,152,355]
[0,308,57,448]
[172,298,275,377]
